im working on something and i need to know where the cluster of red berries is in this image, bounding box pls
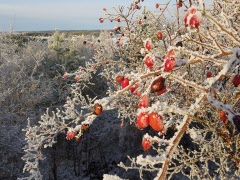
[137,112,164,131]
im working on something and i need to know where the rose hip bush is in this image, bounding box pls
[22,0,240,179]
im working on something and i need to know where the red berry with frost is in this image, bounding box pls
[184,7,202,28]
[184,7,197,25]
[66,130,76,140]
[144,39,153,51]
[75,76,80,82]
[164,57,176,72]
[139,94,149,108]
[63,74,68,79]
[130,84,138,93]
[232,74,240,87]
[156,3,159,9]
[121,78,129,89]
[189,15,201,28]
[144,54,155,67]
[149,112,164,131]
[136,112,149,129]
[142,138,152,151]
[83,41,87,45]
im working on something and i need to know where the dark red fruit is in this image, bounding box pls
[206,71,212,78]
[232,74,240,87]
[151,77,165,93]
[116,75,124,83]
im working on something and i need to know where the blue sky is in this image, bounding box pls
[0,0,211,32]
[0,0,173,31]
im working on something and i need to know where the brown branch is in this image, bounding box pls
[158,93,206,179]
[206,14,240,45]
[158,116,191,180]
[207,28,226,54]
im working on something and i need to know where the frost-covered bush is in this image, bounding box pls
[22,0,240,179]
[0,30,98,178]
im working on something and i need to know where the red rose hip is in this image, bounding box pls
[142,138,152,151]
[232,74,240,87]
[121,78,129,89]
[149,112,164,131]
[136,112,149,129]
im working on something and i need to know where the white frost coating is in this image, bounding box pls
[205,48,240,88]
[136,155,165,166]
[103,174,126,180]
[146,101,188,116]
[143,133,169,144]
[81,114,96,125]
[155,93,205,179]
[95,96,115,110]
[207,95,234,122]
[197,132,203,141]
[188,128,197,139]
